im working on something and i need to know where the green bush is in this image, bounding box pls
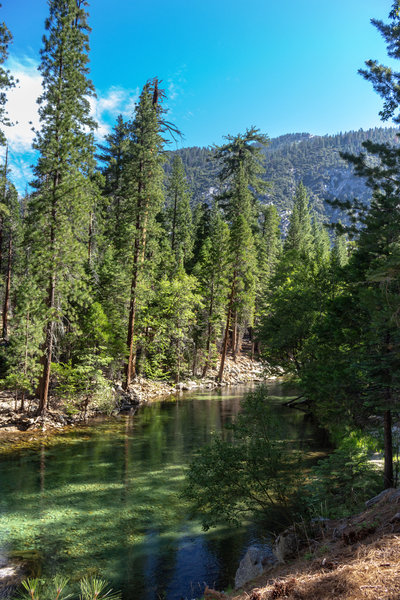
[301,437,382,519]
[52,359,114,417]
[182,386,302,529]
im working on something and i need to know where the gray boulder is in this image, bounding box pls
[234,545,275,589]
[365,488,400,508]
[273,528,299,563]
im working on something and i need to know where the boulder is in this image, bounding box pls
[365,488,400,508]
[273,527,299,563]
[234,545,275,589]
[182,381,198,390]
[114,385,139,410]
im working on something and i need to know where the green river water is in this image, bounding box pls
[0,383,325,600]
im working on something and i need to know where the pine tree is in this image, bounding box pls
[29,0,97,414]
[312,219,330,269]
[96,114,130,250]
[259,183,328,374]
[256,204,282,310]
[189,201,211,271]
[359,1,400,124]
[1,178,20,340]
[123,79,166,389]
[330,231,348,272]
[331,0,400,487]
[0,9,15,145]
[164,154,193,269]
[193,202,230,376]
[214,127,269,380]
[284,182,314,261]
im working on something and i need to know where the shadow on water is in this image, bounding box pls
[0,383,326,600]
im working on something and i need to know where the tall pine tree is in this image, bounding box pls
[29,0,97,414]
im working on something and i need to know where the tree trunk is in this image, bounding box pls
[2,232,12,340]
[125,244,140,390]
[0,145,9,275]
[38,271,56,415]
[384,408,393,489]
[218,276,236,382]
[192,343,197,377]
[88,210,93,264]
[124,174,149,389]
[171,190,177,253]
[202,288,214,377]
[231,312,237,359]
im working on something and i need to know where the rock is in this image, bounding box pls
[390,512,400,523]
[234,545,275,589]
[273,527,299,563]
[114,385,139,410]
[365,488,400,508]
[182,380,198,390]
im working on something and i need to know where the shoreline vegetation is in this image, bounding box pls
[0,353,267,435]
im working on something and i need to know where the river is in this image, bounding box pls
[0,382,325,600]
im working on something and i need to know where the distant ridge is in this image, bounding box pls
[167,127,400,224]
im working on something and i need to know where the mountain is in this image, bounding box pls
[166,127,400,226]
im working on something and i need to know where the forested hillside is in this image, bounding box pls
[170,127,400,226]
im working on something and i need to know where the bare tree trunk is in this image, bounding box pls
[192,343,197,377]
[218,276,236,382]
[21,310,30,412]
[88,211,93,264]
[38,271,56,415]
[171,190,177,253]
[384,408,393,489]
[231,312,237,360]
[202,289,214,377]
[249,326,254,360]
[2,232,12,340]
[124,176,149,389]
[125,244,140,390]
[0,145,9,275]
[236,327,242,357]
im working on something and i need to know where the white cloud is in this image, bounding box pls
[4,56,42,154]
[168,81,178,101]
[166,65,187,107]
[89,85,139,139]
[0,55,139,193]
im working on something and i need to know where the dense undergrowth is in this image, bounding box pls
[183,386,387,531]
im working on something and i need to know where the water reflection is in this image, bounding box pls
[0,383,324,600]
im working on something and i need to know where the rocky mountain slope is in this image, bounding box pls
[167,127,400,226]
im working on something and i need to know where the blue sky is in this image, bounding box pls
[1,0,396,191]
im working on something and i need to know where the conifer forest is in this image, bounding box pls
[1,1,400,599]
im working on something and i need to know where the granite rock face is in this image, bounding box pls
[234,545,276,589]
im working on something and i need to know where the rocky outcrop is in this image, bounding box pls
[122,355,270,405]
[235,546,276,589]
[273,527,300,564]
[364,487,400,508]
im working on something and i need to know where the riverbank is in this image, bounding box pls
[0,354,270,433]
[210,488,400,600]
